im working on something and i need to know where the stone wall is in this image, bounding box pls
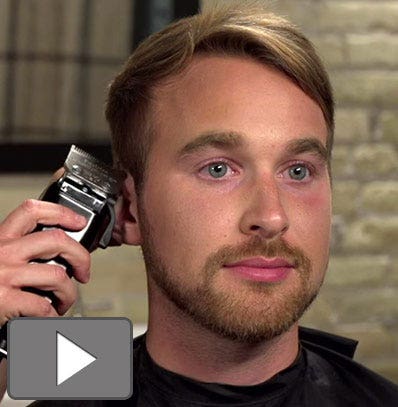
[0,0,397,383]
[262,0,398,383]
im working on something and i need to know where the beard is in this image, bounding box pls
[139,208,323,344]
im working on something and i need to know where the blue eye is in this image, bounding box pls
[288,164,309,180]
[208,162,228,178]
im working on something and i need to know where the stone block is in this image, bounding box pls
[325,255,390,286]
[310,35,346,69]
[343,217,398,253]
[334,108,370,144]
[315,1,398,33]
[327,288,398,325]
[331,146,354,178]
[353,144,398,179]
[332,71,398,107]
[388,258,398,285]
[0,0,10,54]
[361,181,398,213]
[85,64,121,137]
[16,0,84,55]
[347,34,398,68]
[88,0,132,59]
[335,323,396,361]
[13,61,81,135]
[380,111,398,144]
[332,181,360,217]
[330,215,345,253]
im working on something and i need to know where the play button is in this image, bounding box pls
[56,331,97,386]
[7,317,133,399]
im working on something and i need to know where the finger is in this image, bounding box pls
[7,263,78,315]
[0,199,87,238]
[6,229,91,283]
[0,288,58,326]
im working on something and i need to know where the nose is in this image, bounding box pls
[239,178,289,240]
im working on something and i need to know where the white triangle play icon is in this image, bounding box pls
[56,331,97,386]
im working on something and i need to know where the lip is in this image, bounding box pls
[223,257,294,283]
[224,257,294,269]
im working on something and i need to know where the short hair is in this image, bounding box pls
[105,2,334,192]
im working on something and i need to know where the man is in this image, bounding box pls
[0,3,397,406]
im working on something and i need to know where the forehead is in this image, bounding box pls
[150,55,328,150]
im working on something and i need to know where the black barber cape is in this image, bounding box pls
[30,327,398,406]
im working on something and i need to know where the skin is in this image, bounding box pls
[0,200,90,321]
[120,55,332,385]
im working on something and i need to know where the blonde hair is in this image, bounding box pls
[106,2,334,191]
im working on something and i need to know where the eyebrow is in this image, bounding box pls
[177,132,329,163]
[177,131,244,158]
[286,137,329,162]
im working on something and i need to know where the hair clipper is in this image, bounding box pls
[0,145,125,359]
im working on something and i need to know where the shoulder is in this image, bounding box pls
[299,326,398,406]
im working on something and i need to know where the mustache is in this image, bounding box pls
[204,236,311,275]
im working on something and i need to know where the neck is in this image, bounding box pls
[145,285,300,386]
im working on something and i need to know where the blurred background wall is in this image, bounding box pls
[0,0,397,384]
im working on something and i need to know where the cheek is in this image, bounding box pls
[303,186,331,211]
[143,181,234,260]
[286,185,332,249]
[285,187,331,286]
[299,180,331,218]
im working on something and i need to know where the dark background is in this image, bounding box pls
[0,0,199,171]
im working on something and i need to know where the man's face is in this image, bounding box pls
[136,55,331,343]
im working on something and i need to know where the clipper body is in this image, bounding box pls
[38,145,124,252]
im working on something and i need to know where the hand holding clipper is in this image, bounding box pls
[0,145,125,359]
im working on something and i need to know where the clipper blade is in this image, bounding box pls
[64,145,125,197]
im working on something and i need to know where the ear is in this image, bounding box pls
[111,173,143,246]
